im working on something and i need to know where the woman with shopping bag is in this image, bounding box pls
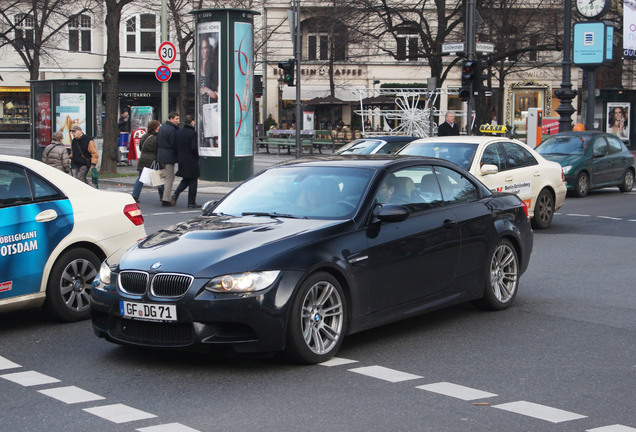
[131,120,164,202]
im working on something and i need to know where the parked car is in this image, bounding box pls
[334,136,417,155]
[0,155,146,321]
[536,132,634,197]
[398,136,567,229]
[91,156,533,364]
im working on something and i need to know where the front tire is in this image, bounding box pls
[44,248,100,322]
[619,169,634,192]
[532,188,554,229]
[476,239,519,311]
[574,172,589,197]
[285,272,347,364]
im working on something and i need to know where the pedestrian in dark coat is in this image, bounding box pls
[156,111,180,206]
[438,111,460,136]
[171,115,200,208]
[131,120,164,202]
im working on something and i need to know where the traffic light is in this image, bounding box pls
[459,86,471,102]
[477,61,491,95]
[278,59,295,87]
[461,60,478,87]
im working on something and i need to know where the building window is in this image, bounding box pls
[126,14,157,53]
[69,14,92,52]
[303,18,347,61]
[14,13,34,50]
[396,34,418,61]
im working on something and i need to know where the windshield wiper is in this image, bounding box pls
[241,211,299,219]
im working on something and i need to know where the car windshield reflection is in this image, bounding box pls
[400,143,478,170]
[212,166,374,219]
[537,136,588,155]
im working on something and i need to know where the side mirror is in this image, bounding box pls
[593,150,605,158]
[201,200,217,213]
[480,164,499,175]
[375,204,410,222]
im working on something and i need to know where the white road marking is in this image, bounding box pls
[0,356,21,370]
[416,382,498,401]
[348,365,422,383]
[587,425,636,432]
[565,214,592,217]
[137,423,202,432]
[319,357,358,367]
[38,385,105,404]
[598,216,622,221]
[83,403,157,423]
[493,401,586,423]
[0,370,60,387]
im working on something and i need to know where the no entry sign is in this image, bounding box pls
[155,65,172,82]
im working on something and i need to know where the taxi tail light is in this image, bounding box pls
[561,170,566,183]
[124,203,144,226]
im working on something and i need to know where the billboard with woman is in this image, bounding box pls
[197,22,221,157]
[607,102,629,141]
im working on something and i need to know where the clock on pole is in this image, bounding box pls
[575,0,609,19]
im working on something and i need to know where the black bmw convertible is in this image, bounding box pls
[91,156,533,364]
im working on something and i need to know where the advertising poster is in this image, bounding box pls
[197,22,221,157]
[36,94,51,147]
[625,0,636,59]
[233,22,254,157]
[606,102,630,141]
[55,93,86,146]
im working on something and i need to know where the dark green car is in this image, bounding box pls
[536,132,634,197]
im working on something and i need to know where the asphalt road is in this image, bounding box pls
[1,141,635,432]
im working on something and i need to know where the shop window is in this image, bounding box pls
[512,89,544,136]
[126,14,157,53]
[14,13,34,50]
[69,14,92,52]
[0,90,31,134]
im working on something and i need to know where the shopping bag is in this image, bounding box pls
[150,168,167,187]
[139,167,154,184]
[91,167,99,189]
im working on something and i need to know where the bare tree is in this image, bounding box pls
[102,0,135,174]
[0,0,94,80]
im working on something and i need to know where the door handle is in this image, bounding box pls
[35,209,58,222]
[505,176,513,182]
[534,171,541,177]
[443,219,457,228]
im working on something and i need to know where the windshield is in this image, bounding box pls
[537,136,588,155]
[334,139,384,155]
[211,166,374,219]
[400,142,478,170]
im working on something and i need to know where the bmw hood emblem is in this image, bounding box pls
[151,262,162,270]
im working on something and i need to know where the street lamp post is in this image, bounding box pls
[278,76,285,127]
[555,0,577,132]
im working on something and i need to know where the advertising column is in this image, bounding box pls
[192,9,259,182]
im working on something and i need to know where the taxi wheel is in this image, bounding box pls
[476,239,519,311]
[285,272,347,364]
[531,189,554,230]
[44,248,100,322]
[574,172,589,197]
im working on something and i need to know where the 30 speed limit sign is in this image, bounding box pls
[158,41,177,64]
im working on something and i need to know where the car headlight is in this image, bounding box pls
[205,271,280,293]
[98,261,112,284]
[561,165,572,175]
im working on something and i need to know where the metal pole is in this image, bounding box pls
[585,70,596,130]
[161,0,169,122]
[295,0,302,158]
[465,0,476,135]
[555,0,577,132]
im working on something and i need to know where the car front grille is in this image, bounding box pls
[118,271,192,298]
[109,317,194,346]
[151,274,194,297]
[118,271,149,295]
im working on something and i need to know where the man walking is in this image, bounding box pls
[438,111,460,136]
[172,114,201,208]
[156,111,180,206]
[69,125,99,184]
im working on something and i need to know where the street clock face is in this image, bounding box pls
[575,0,609,18]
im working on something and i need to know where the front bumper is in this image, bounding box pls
[91,270,304,354]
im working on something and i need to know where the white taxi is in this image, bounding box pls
[399,136,567,229]
[0,155,146,321]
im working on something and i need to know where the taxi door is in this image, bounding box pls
[0,163,73,299]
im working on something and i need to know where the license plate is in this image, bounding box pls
[120,301,177,322]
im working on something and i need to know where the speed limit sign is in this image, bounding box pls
[158,41,177,64]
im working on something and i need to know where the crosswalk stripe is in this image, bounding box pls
[83,403,156,424]
[38,386,105,404]
[586,425,636,432]
[416,382,498,401]
[0,356,21,370]
[0,370,60,387]
[137,423,202,432]
[348,365,422,383]
[319,357,359,367]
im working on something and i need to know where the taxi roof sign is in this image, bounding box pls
[479,124,507,134]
